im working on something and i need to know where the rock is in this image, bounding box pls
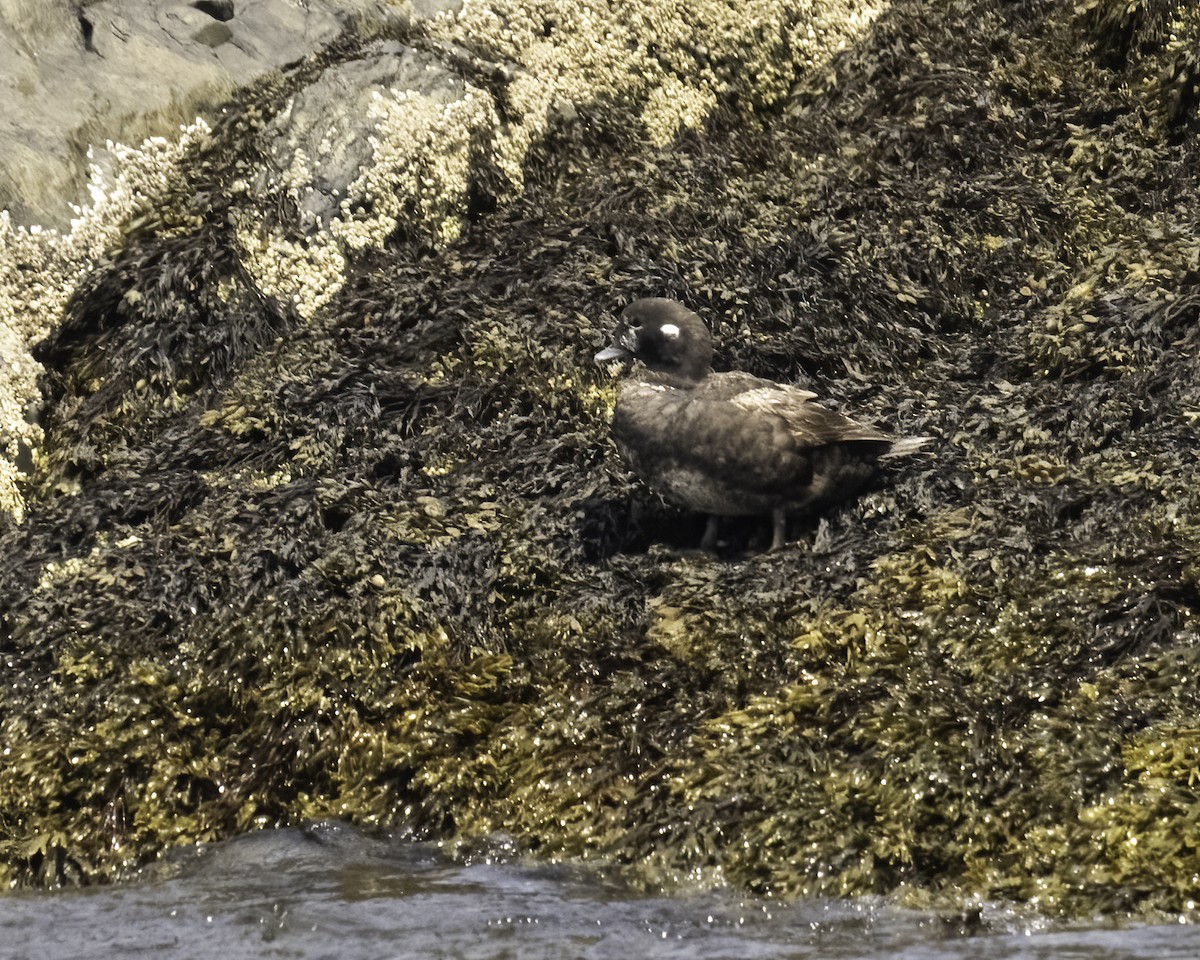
[253,40,467,234]
[0,0,436,230]
[15,0,1197,922]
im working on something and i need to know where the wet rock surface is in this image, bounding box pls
[2,0,1200,921]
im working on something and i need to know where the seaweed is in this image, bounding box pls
[2,0,1200,919]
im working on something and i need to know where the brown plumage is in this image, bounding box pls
[595,297,929,551]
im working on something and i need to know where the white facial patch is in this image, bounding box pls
[660,323,681,339]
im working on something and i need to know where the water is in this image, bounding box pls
[0,823,1196,960]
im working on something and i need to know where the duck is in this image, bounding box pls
[594,297,929,552]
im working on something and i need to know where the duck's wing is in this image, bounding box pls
[612,373,895,504]
[697,370,818,403]
[722,376,892,446]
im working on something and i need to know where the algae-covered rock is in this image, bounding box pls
[2,0,1200,921]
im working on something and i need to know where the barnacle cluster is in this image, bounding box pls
[0,121,212,520]
[235,0,880,316]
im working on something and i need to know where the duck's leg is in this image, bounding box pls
[701,515,721,553]
[770,508,788,551]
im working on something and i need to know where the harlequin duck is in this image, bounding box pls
[594,297,929,551]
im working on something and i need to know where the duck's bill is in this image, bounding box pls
[594,344,629,364]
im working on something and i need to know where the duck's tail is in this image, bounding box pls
[881,436,933,459]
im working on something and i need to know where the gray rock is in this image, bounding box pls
[254,40,466,233]
[0,0,456,229]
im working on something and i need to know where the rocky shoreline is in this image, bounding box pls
[2,0,1200,918]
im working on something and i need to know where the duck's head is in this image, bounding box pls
[594,298,713,380]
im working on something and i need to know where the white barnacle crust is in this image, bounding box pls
[425,0,885,159]
[0,120,211,520]
[237,84,499,320]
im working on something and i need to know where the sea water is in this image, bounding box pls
[0,822,1197,960]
